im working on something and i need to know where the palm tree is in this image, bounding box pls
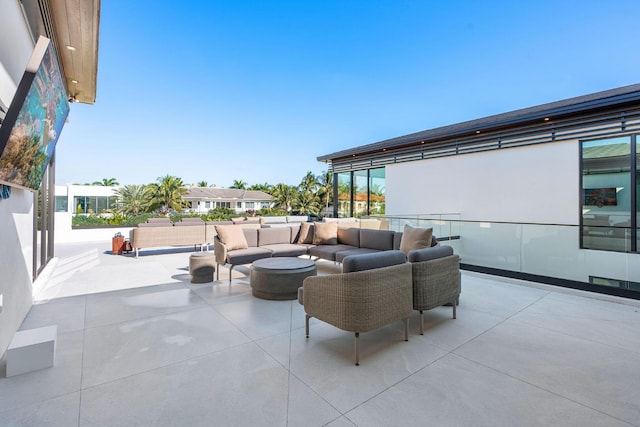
[92,178,119,186]
[197,181,208,187]
[271,183,297,212]
[230,179,247,189]
[147,175,188,213]
[249,182,272,193]
[318,170,333,209]
[115,184,148,215]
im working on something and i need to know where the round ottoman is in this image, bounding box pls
[250,257,317,300]
[189,252,216,283]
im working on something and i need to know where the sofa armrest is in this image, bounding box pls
[213,236,229,265]
[411,254,460,310]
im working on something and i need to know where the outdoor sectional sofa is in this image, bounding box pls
[213,222,440,283]
[128,216,308,257]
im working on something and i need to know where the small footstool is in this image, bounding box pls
[250,257,317,300]
[189,252,216,283]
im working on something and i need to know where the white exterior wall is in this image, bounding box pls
[385,140,638,284]
[386,140,580,225]
[0,1,38,356]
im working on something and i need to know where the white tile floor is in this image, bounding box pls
[1,242,639,426]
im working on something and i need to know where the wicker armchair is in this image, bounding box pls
[300,250,412,365]
[408,245,461,334]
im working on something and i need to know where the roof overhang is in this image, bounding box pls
[22,0,100,104]
[318,83,640,163]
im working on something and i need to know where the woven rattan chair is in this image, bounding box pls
[408,245,461,334]
[300,250,412,365]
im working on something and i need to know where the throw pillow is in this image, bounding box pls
[312,222,338,245]
[215,225,249,250]
[399,225,433,254]
[297,222,314,244]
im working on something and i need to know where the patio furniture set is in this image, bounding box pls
[213,222,461,365]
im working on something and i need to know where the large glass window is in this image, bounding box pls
[354,170,368,217]
[337,172,351,218]
[334,168,386,218]
[369,168,386,215]
[581,136,632,251]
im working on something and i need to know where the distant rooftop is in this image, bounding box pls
[184,187,272,201]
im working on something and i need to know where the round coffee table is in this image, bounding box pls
[250,257,317,300]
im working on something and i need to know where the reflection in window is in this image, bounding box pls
[369,168,386,215]
[581,137,631,251]
[337,172,351,218]
[354,170,368,217]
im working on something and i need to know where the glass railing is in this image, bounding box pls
[368,214,640,297]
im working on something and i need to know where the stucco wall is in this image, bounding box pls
[0,0,37,356]
[386,140,580,225]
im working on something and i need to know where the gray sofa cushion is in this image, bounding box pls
[137,222,173,227]
[309,244,357,261]
[258,227,291,246]
[407,245,454,262]
[226,247,272,265]
[335,248,380,263]
[359,229,395,251]
[261,244,308,257]
[338,227,360,247]
[342,250,407,273]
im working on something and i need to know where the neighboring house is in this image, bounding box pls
[184,187,272,214]
[55,184,119,215]
[318,84,640,299]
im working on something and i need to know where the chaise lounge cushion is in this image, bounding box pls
[215,225,249,250]
[399,225,433,254]
[313,222,338,245]
[262,244,308,257]
[226,247,273,265]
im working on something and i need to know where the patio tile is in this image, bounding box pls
[0,391,80,427]
[0,331,83,413]
[454,319,640,425]
[80,343,289,427]
[286,373,341,427]
[346,353,630,427]
[84,283,205,328]
[285,322,448,413]
[20,294,86,334]
[510,291,640,354]
[81,306,250,388]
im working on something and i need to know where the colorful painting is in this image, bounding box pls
[0,36,69,191]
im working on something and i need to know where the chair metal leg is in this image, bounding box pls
[403,318,409,341]
[420,310,424,335]
[452,299,457,319]
[354,332,360,366]
[228,265,234,284]
[305,315,310,338]
[216,264,219,280]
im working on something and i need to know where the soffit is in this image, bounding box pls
[48,0,100,104]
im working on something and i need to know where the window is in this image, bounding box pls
[245,202,255,209]
[237,202,242,208]
[261,202,270,209]
[216,201,231,208]
[205,201,211,209]
[55,196,68,212]
[334,168,386,218]
[581,136,635,252]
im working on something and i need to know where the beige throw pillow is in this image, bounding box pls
[297,222,314,244]
[399,225,433,254]
[312,222,338,245]
[215,225,249,250]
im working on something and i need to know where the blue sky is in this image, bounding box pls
[55,0,640,187]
